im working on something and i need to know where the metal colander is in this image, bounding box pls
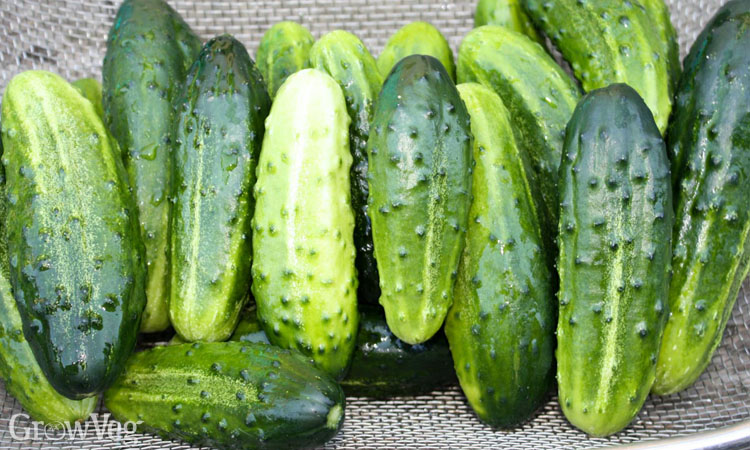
[0,0,745,448]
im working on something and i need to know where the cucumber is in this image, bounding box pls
[474,0,543,44]
[310,30,382,304]
[72,78,105,122]
[0,155,97,424]
[1,70,146,399]
[557,84,672,436]
[103,0,202,333]
[457,25,580,239]
[377,22,456,80]
[251,69,358,379]
[655,0,750,396]
[641,0,681,92]
[169,35,270,343]
[228,306,455,398]
[368,55,472,345]
[256,21,314,99]
[522,0,672,133]
[104,342,345,449]
[445,83,554,428]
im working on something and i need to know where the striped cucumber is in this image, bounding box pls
[474,0,543,44]
[368,55,472,345]
[655,0,750,395]
[169,35,270,342]
[445,83,554,428]
[103,0,202,333]
[104,342,345,449]
[557,84,672,436]
[641,0,681,92]
[256,21,314,99]
[522,0,673,133]
[251,69,358,379]
[458,25,581,235]
[2,70,146,399]
[377,22,456,80]
[310,30,382,303]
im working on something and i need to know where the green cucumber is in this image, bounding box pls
[310,30,382,304]
[474,0,543,44]
[227,306,455,398]
[103,0,202,333]
[256,21,314,99]
[640,0,681,92]
[169,35,270,342]
[368,55,472,345]
[522,0,672,133]
[457,25,580,239]
[557,84,672,436]
[655,0,750,395]
[377,22,456,80]
[445,83,554,428]
[0,156,96,424]
[1,70,146,399]
[251,69,358,379]
[72,78,105,122]
[104,342,344,449]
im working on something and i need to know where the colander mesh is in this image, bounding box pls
[0,1,740,448]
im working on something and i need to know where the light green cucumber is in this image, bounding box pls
[474,0,543,44]
[377,22,455,80]
[256,21,314,98]
[251,68,358,379]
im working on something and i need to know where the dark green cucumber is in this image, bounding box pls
[368,55,472,345]
[228,306,455,398]
[0,149,97,423]
[310,30,382,304]
[104,342,344,449]
[1,70,146,399]
[256,21,314,99]
[655,0,750,395]
[377,22,456,80]
[72,78,105,122]
[557,84,672,436]
[522,0,672,133]
[641,0,681,92]
[457,25,580,240]
[169,35,270,342]
[252,69,358,379]
[474,0,543,44]
[445,83,554,428]
[103,0,202,333]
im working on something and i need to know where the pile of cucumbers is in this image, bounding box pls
[0,0,748,446]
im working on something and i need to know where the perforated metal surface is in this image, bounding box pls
[0,0,743,448]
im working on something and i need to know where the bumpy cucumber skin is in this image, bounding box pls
[655,0,750,396]
[72,78,105,122]
[445,83,554,428]
[458,25,580,238]
[310,31,382,304]
[523,0,672,134]
[251,69,358,379]
[557,84,672,437]
[0,158,96,424]
[103,0,201,333]
[368,55,472,345]
[104,342,345,450]
[640,0,681,92]
[170,36,270,343]
[256,21,314,99]
[377,22,456,81]
[228,306,455,398]
[474,0,543,44]
[1,71,146,399]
